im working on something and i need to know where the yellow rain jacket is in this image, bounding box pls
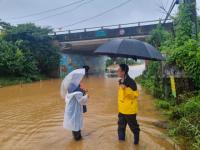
[118,77,139,114]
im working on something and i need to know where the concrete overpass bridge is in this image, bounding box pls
[53,19,173,76]
[54,19,173,54]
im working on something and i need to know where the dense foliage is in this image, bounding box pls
[0,22,60,82]
[137,3,200,149]
[138,3,200,93]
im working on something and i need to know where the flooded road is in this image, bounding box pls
[0,65,180,150]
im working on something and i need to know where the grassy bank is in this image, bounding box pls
[137,75,200,150]
[136,74,155,94]
[0,75,49,88]
[156,95,200,150]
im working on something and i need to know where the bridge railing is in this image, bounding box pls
[53,19,172,34]
[52,19,173,42]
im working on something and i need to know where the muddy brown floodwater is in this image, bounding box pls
[0,65,181,150]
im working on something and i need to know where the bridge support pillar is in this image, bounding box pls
[59,53,106,77]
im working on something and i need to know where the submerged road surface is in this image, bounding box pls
[0,64,180,150]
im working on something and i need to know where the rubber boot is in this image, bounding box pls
[72,131,82,141]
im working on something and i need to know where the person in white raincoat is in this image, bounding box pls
[60,68,88,141]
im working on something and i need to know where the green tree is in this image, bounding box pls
[0,39,38,78]
[3,23,60,75]
[0,19,12,30]
[147,24,170,49]
[174,4,194,45]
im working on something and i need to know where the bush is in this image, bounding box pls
[170,106,184,120]
[166,39,200,88]
[2,23,60,76]
[153,94,200,150]
[168,93,200,150]
[136,75,155,93]
[155,99,170,110]
[0,39,38,79]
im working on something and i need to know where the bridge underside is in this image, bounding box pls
[60,35,148,55]
[59,36,148,76]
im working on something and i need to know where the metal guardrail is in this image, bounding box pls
[52,19,173,42]
[53,18,172,34]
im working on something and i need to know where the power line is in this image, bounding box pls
[32,0,95,22]
[5,0,85,20]
[57,0,134,30]
[157,0,174,17]
[163,0,176,23]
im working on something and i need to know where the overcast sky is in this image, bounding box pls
[0,0,200,30]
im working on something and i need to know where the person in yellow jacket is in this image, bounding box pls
[117,64,140,145]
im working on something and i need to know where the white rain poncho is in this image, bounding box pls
[60,69,88,131]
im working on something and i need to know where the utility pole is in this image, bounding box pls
[163,0,179,24]
[162,0,179,38]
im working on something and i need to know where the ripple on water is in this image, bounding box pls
[0,76,180,150]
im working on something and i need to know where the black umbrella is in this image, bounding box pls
[94,38,165,61]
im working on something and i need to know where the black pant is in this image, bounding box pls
[118,113,140,142]
[72,130,82,141]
